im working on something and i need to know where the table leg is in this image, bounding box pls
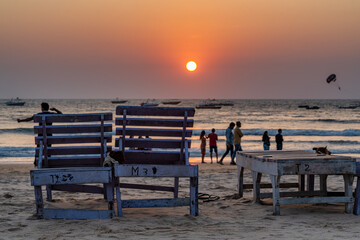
[343,174,354,214]
[238,166,244,197]
[252,171,262,203]
[319,175,328,196]
[307,175,315,191]
[270,175,281,216]
[298,175,305,192]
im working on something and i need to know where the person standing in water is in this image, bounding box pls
[218,122,235,165]
[208,128,218,164]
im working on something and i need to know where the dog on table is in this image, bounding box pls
[312,146,331,155]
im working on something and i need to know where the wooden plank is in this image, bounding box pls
[42,208,113,219]
[114,164,198,177]
[35,157,102,168]
[242,182,299,189]
[30,167,112,186]
[51,184,104,194]
[120,198,190,208]
[116,128,192,137]
[116,106,195,117]
[35,135,112,144]
[116,138,191,149]
[34,113,112,123]
[115,118,194,128]
[35,146,112,156]
[119,183,174,192]
[123,150,183,162]
[34,124,112,134]
[278,196,352,205]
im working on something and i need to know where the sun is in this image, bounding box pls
[186,61,197,71]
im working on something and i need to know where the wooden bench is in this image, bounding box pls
[114,106,198,216]
[30,113,115,219]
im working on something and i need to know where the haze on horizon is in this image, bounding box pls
[0,0,359,99]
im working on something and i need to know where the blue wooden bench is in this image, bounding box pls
[30,113,115,219]
[114,106,198,216]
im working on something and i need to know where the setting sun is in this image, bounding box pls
[186,61,197,71]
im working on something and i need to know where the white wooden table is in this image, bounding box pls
[236,150,356,215]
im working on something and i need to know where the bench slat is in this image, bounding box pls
[34,124,112,134]
[116,128,192,137]
[115,138,191,149]
[116,106,195,117]
[124,150,183,162]
[114,164,198,177]
[34,113,112,123]
[35,146,112,156]
[35,135,112,144]
[115,118,194,128]
[35,156,103,167]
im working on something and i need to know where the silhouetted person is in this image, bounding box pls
[17,102,62,123]
[231,121,243,165]
[276,129,283,150]
[208,128,218,164]
[262,131,270,150]
[218,122,235,165]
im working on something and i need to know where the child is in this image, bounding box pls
[208,128,218,164]
[200,130,207,163]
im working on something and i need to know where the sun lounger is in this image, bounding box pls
[114,106,198,216]
[30,113,115,219]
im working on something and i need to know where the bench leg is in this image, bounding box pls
[190,174,199,216]
[354,176,360,215]
[34,186,44,218]
[174,177,179,198]
[115,177,122,217]
[343,174,354,214]
[319,175,328,196]
[105,183,114,217]
[46,185,52,201]
[298,175,305,191]
[252,171,262,203]
[307,175,315,191]
[270,175,281,216]
[238,167,244,197]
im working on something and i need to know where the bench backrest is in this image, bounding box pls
[115,106,195,165]
[34,113,113,168]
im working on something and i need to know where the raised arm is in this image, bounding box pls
[50,107,62,114]
[17,116,34,123]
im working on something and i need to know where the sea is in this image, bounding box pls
[1,99,359,164]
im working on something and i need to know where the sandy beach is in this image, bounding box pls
[2,163,360,240]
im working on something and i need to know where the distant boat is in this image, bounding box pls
[111,98,127,104]
[298,105,309,108]
[5,98,25,106]
[217,101,234,106]
[196,103,222,109]
[306,106,320,110]
[338,105,358,109]
[162,100,181,105]
[141,100,159,107]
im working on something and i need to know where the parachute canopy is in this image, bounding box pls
[326,74,336,83]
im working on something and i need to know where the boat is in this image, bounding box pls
[111,98,127,104]
[196,103,222,109]
[306,106,320,110]
[298,105,309,108]
[161,100,181,105]
[338,105,358,109]
[140,100,159,107]
[5,98,25,106]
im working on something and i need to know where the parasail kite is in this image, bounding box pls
[326,73,341,91]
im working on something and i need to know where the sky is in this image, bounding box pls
[0,0,359,99]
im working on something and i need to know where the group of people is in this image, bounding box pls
[261,129,283,151]
[200,123,284,165]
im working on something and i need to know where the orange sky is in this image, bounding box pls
[1,0,359,98]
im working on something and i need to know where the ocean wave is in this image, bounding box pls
[0,147,34,157]
[193,128,360,137]
[0,128,34,134]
